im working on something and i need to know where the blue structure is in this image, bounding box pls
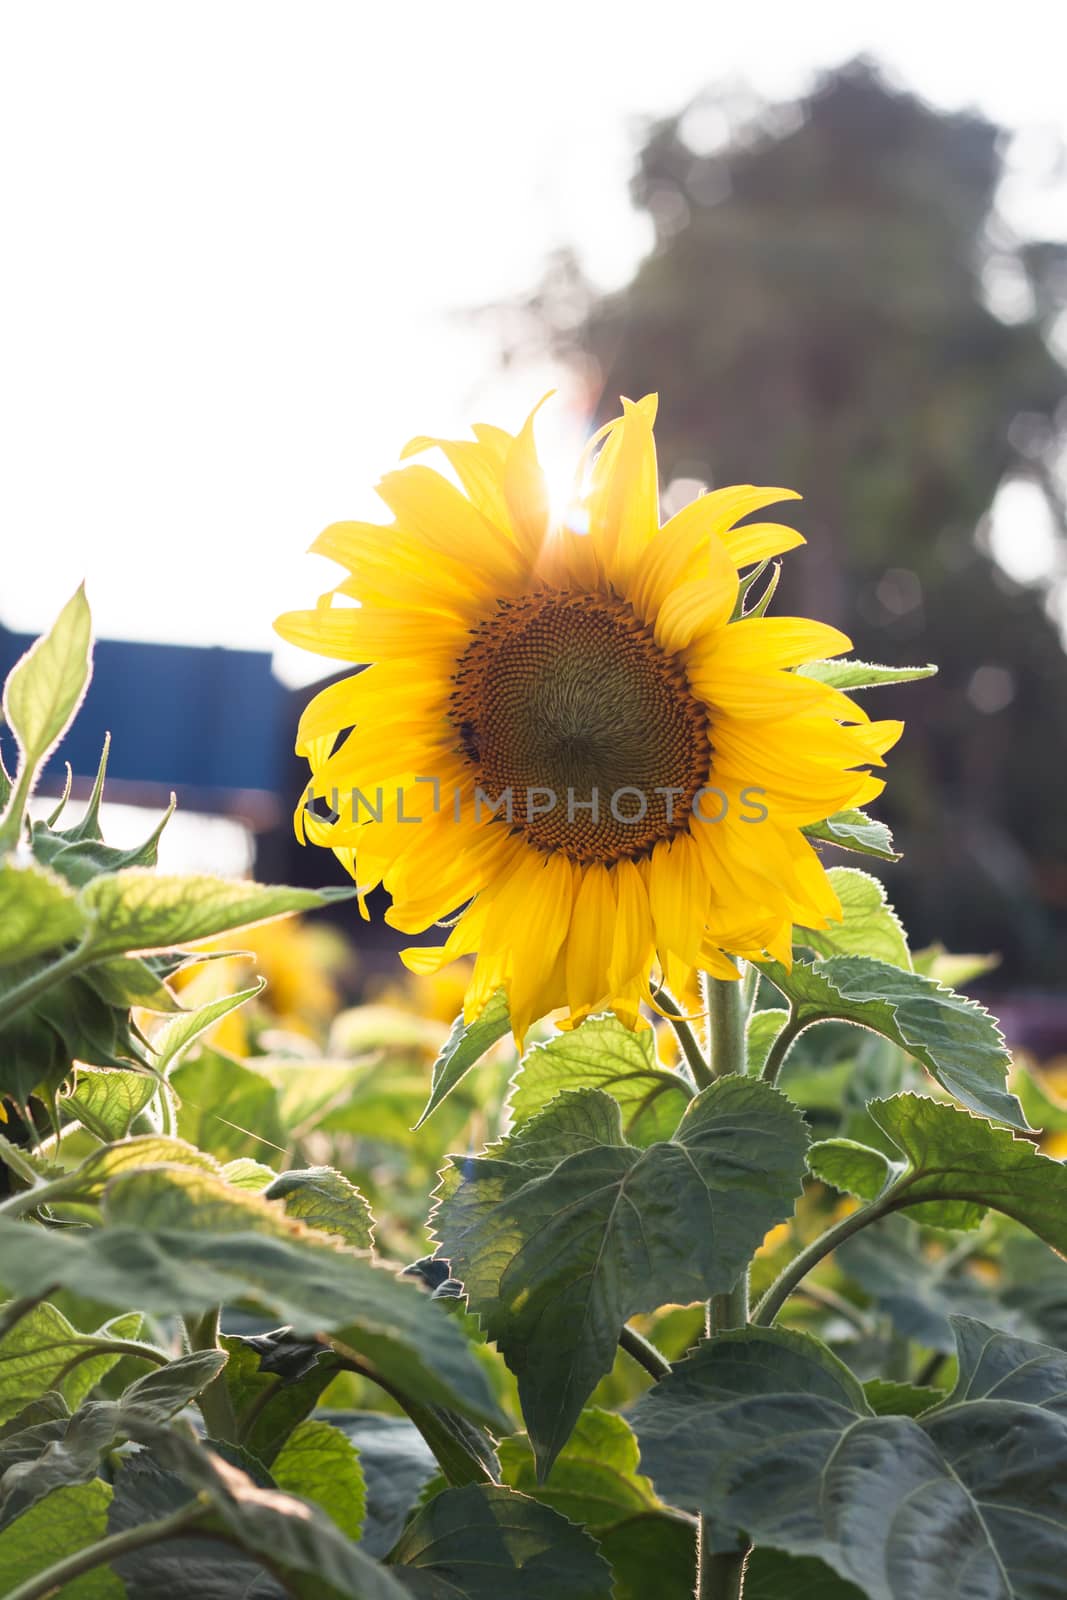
[0,627,288,826]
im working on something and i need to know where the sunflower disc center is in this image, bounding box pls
[449,590,710,863]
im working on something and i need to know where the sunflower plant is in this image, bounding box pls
[3,409,1067,1600]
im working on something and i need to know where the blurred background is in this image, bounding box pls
[2,3,1066,1040]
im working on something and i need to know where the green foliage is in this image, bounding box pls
[388,1482,614,1598]
[0,1481,123,1598]
[762,953,1025,1127]
[796,868,910,968]
[435,1077,809,1473]
[632,1316,1067,1595]
[802,808,898,862]
[507,1013,692,1144]
[813,1092,1067,1248]
[415,987,510,1126]
[5,590,1067,1598]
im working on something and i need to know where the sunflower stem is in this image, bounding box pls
[760,1007,802,1085]
[702,965,746,1080]
[618,1322,671,1381]
[698,969,752,1600]
[184,1308,238,1443]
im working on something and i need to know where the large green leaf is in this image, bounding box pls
[78,870,354,957]
[0,861,86,966]
[507,1015,691,1146]
[388,1482,613,1598]
[0,1480,122,1598]
[321,1412,437,1557]
[271,1417,366,1541]
[812,1092,1067,1252]
[796,659,937,691]
[0,587,92,831]
[0,1181,503,1429]
[761,955,1025,1127]
[0,1302,143,1424]
[414,988,510,1128]
[435,1076,809,1473]
[802,808,898,862]
[632,1316,1067,1598]
[497,1407,660,1528]
[119,1419,408,1600]
[0,1352,228,1524]
[796,868,910,969]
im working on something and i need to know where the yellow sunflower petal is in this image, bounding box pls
[586,395,660,590]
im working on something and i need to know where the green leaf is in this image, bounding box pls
[150,981,265,1075]
[322,1411,438,1557]
[66,1066,157,1141]
[802,808,898,861]
[0,587,92,828]
[595,1512,697,1600]
[81,954,183,1013]
[630,1324,870,1527]
[0,1302,142,1424]
[122,1419,408,1600]
[0,1480,122,1598]
[863,1378,945,1417]
[388,1482,614,1598]
[172,1047,284,1163]
[78,870,355,958]
[271,1417,366,1541]
[219,1157,277,1191]
[796,868,910,969]
[0,1352,227,1524]
[796,659,937,691]
[0,1183,504,1430]
[823,1092,1067,1253]
[415,988,510,1128]
[0,861,86,966]
[435,1076,809,1473]
[36,1134,220,1206]
[760,954,1025,1128]
[266,1166,374,1248]
[497,1407,661,1528]
[744,1550,864,1599]
[935,1312,1067,1410]
[508,1015,691,1146]
[222,1333,337,1467]
[634,1316,1067,1597]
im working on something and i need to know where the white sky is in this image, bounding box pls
[2,0,1066,689]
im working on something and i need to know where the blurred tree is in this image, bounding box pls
[510,59,1067,983]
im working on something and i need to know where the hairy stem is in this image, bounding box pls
[329,1341,495,1487]
[0,937,98,1032]
[752,1195,895,1326]
[4,1502,207,1600]
[760,1008,802,1085]
[184,1308,238,1443]
[698,969,751,1600]
[703,965,746,1080]
[618,1322,671,1381]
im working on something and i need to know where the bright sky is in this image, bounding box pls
[2,0,1066,689]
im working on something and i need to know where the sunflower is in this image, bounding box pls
[275,395,901,1039]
